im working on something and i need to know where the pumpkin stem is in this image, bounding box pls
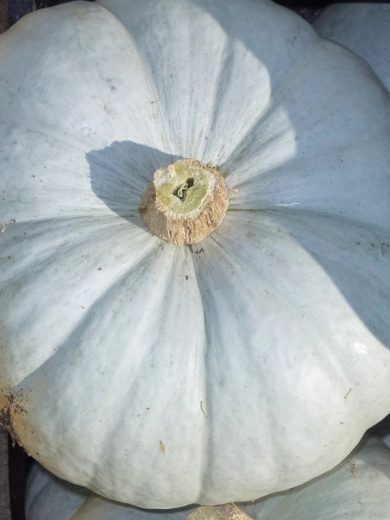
[187,504,253,520]
[139,159,229,245]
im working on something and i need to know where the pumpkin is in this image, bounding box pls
[26,437,390,520]
[1,0,390,509]
[314,3,390,91]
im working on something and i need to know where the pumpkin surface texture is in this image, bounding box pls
[25,437,390,520]
[1,0,390,509]
[314,4,390,92]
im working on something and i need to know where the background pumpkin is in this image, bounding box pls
[1,0,390,509]
[26,437,390,520]
[314,3,390,91]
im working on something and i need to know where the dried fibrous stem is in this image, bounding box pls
[188,504,253,520]
[140,159,229,245]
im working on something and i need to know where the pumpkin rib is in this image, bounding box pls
[82,245,208,506]
[98,0,318,164]
[191,230,357,502]
[207,25,317,165]
[0,217,159,387]
[93,8,178,153]
[25,437,390,519]
[4,248,159,398]
[228,206,390,238]
[182,247,210,504]
[200,234,287,495]
[223,209,390,349]
[209,221,357,389]
[0,3,178,223]
[96,0,228,160]
[223,39,319,174]
[223,40,390,226]
[8,243,210,508]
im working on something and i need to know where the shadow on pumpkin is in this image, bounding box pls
[187,0,390,352]
[87,140,180,232]
[85,0,390,354]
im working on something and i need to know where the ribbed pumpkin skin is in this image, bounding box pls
[26,438,390,520]
[1,0,390,509]
[314,3,390,91]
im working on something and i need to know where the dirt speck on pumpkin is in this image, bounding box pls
[350,462,358,477]
[0,388,30,448]
[159,440,165,454]
[0,219,16,233]
[106,78,117,91]
[344,387,352,400]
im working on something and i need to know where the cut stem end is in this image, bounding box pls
[140,159,229,245]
